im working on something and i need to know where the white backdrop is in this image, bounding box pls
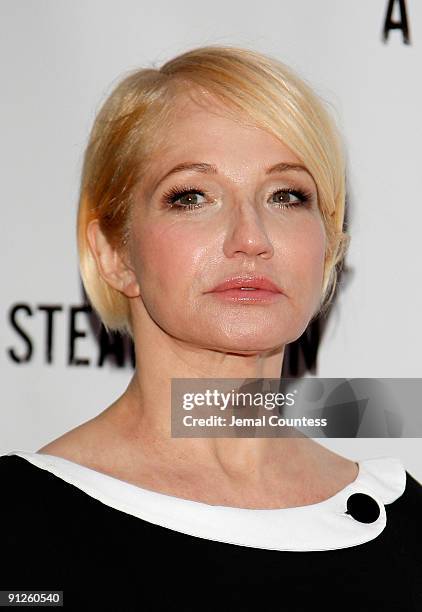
[1,1,421,479]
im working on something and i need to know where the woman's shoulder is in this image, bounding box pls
[0,453,63,538]
[35,405,130,472]
[0,451,64,496]
[391,468,422,512]
[36,413,108,463]
[0,423,112,524]
[0,452,37,485]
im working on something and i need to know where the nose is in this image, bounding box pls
[223,200,274,260]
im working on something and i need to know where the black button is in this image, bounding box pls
[345,493,381,523]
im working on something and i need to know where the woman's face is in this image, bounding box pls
[127,93,326,354]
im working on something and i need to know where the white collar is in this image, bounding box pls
[3,450,406,552]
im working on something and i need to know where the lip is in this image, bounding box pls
[207,275,284,294]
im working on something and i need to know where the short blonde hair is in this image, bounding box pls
[77,45,349,339]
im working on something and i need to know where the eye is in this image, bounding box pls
[161,186,210,212]
[269,188,313,209]
[160,184,314,213]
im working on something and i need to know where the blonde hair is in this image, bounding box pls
[77,45,349,339]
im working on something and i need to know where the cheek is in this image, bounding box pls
[280,217,326,299]
[134,222,204,292]
[298,230,326,276]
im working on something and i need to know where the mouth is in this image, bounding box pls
[205,275,285,303]
[207,275,284,294]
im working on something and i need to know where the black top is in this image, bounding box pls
[0,451,421,611]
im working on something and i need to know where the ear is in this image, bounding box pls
[86,219,140,298]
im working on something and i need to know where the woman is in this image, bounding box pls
[1,45,421,610]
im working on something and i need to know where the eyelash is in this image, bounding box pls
[161,184,313,212]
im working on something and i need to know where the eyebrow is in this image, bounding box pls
[154,161,312,190]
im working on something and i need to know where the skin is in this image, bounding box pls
[38,91,358,509]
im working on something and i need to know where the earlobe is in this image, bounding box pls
[86,219,141,298]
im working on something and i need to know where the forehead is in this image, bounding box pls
[156,92,302,167]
